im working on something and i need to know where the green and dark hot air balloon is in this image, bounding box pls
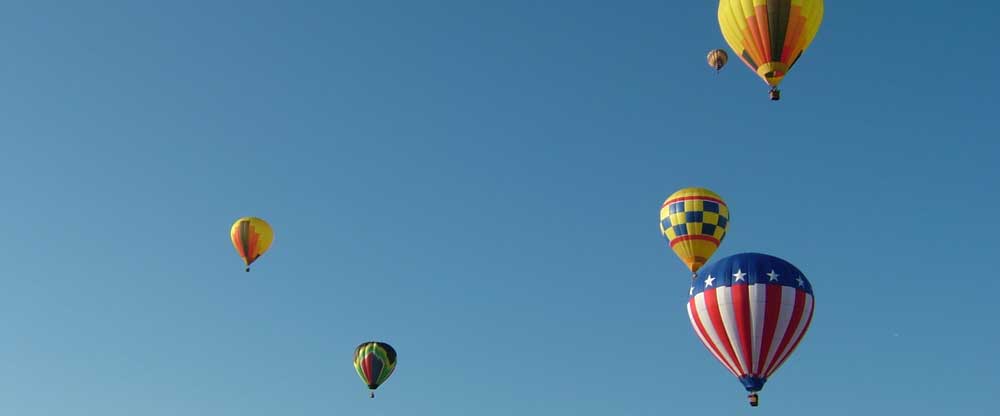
[353,341,397,398]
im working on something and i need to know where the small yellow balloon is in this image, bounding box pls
[659,188,729,274]
[230,216,274,272]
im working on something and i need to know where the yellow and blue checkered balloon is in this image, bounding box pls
[659,187,729,273]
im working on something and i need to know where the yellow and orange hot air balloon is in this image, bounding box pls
[717,0,824,100]
[659,188,729,276]
[230,216,274,272]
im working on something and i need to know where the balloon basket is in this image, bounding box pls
[748,393,759,407]
[769,89,780,101]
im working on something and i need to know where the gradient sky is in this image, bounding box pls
[2,1,998,415]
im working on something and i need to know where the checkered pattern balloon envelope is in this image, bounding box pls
[660,187,729,273]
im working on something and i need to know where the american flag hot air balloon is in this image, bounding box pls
[687,252,815,407]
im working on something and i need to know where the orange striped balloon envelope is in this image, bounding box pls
[230,217,274,272]
[717,0,824,99]
[659,188,729,275]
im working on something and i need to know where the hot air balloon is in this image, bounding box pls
[353,341,397,398]
[717,0,824,100]
[660,187,729,277]
[230,216,273,272]
[707,48,728,72]
[687,253,815,407]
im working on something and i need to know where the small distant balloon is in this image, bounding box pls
[230,216,274,272]
[707,48,728,72]
[353,341,397,398]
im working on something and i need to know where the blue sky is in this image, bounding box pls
[1,1,998,415]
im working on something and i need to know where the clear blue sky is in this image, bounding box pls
[1,1,998,415]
